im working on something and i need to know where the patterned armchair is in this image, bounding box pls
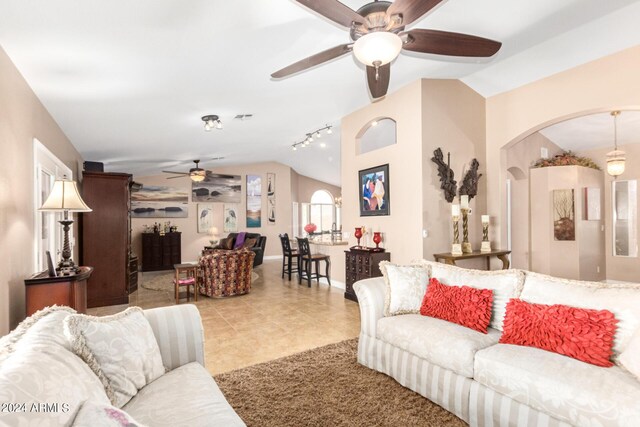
[197,248,255,297]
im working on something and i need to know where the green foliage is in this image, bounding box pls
[532,151,601,170]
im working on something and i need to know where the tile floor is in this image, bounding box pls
[87,259,362,375]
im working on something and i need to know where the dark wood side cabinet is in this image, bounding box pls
[344,248,390,302]
[81,172,133,308]
[129,256,139,293]
[141,232,181,271]
[25,267,93,316]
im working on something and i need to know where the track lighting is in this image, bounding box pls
[291,124,333,151]
[201,115,223,132]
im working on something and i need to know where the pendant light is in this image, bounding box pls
[606,111,625,178]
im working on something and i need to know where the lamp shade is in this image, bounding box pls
[607,149,626,177]
[39,179,92,212]
[353,32,403,66]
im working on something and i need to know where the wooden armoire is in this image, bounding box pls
[81,171,135,308]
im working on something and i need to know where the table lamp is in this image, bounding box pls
[208,226,220,246]
[39,178,92,273]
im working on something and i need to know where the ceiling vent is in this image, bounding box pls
[234,114,253,121]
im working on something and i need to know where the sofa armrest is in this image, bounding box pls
[354,277,386,338]
[143,304,205,371]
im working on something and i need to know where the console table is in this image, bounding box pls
[24,266,93,316]
[433,249,511,270]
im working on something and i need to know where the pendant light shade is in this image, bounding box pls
[353,32,403,67]
[606,111,626,178]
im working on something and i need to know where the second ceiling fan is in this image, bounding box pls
[272,0,502,99]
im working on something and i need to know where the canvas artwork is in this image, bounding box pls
[223,204,238,232]
[131,186,188,218]
[197,204,214,233]
[192,173,241,203]
[246,175,262,228]
[267,172,275,225]
[553,189,575,240]
[359,164,390,217]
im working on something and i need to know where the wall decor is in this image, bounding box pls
[197,204,214,233]
[359,164,389,216]
[267,172,276,225]
[192,173,241,203]
[553,189,575,241]
[223,204,238,232]
[431,148,482,204]
[131,185,188,218]
[583,187,601,221]
[246,175,262,228]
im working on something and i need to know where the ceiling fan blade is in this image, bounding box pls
[162,171,189,175]
[166,175,187,179]
[271,44,352,78]
[366,63,391,99]
[387,0,443,26]
[402,29,502,57]
[295,0,363,28]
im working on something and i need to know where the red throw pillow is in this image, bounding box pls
[500,299,618,367]
[420,278,493,334]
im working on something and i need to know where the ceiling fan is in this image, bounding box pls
[271,0,502,99]
[162,158,225,182]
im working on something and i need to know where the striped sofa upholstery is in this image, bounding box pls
[354,277,575,427]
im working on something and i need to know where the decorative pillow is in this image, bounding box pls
[521,271,640,357]
[414,259,525,331]
[64,307,166,408]
[619,327,640,381]
[233,232,247,249]
[72,400,147,427]
[499,298,618,367]
[218,237,234,250]
[242,237,258,249]
[420,278,494,333]
[379,261,430,316]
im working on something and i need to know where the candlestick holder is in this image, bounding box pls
[461,208,472,253]
[481,220,491,252]
[452,215,462,255]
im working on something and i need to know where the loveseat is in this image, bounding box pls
[354,260,640,427]
[0,304,244,426]
[213,232,266,267]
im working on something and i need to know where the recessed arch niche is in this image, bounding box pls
[355,117,396,155]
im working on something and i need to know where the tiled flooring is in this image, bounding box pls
[87,259,361,375]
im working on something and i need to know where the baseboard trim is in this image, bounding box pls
[263,255,281,260]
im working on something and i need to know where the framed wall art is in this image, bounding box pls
[359,164,390,217]
[246,174,262,228]
[197,204,214,233]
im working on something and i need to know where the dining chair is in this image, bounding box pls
[279,233,299,280]
[296,237,331,288]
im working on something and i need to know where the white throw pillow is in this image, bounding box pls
[380,261,430,316]
[64,307,166,408]
[72,400,147,427]
[413,260,525,331]
[620,327,640,381]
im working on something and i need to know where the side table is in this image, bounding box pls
[24,267,93,316]
[433,249,511,270]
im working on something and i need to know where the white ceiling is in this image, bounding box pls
[1,0,640,186]
[539,111,640,152]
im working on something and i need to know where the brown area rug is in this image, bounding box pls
[214,339,466,427]
[141,271,259,292]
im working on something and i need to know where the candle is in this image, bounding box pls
[460,195,469,210]
[451,204,460,217]
[482,215,490,224]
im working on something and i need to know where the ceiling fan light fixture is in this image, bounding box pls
[353,32,402,66]
[190,169,206,182]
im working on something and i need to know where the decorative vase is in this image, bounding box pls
[304,223,317,237]
[354,227,363,247]
[373,232,382,249]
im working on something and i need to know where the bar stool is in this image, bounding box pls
[279,233,299,281]
[296,237,331,288]
[173,263,198,304]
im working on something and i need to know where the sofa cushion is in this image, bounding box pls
[65,307,166,408]
[379,262,429,316]
[376,314,501,377]
[500,298,618,366]
[620,327,640,381]
[474,344,640,427]
[72,400,147,427]
[521,271,640,356]
[414,260,524,331]
[420,278,493,333]
[123,362,245,427]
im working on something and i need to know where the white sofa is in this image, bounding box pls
[354,261,640,427]
[0,304,245,427]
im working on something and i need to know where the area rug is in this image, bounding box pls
[214,339,465,427]
[141,271,260,292]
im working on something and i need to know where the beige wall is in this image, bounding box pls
[293,172,341,203]
[579,143,640,282]
[0,46,83,334]
[486,45,640,259]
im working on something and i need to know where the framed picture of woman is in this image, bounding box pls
[359,164,390,216]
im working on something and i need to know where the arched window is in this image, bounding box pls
[310,190,334,204]
[300,190,341,237]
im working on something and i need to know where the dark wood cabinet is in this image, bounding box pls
[81,172,134,308]
[24,267,93,316]
[129,256,139,293]
[344,248,390,302]
[141,232,181,271]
